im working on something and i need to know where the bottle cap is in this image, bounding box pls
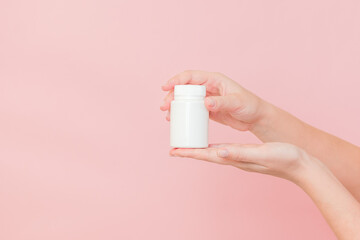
[174,85,206,97]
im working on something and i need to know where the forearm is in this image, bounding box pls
[296,157,360,240]
[251,102,360,200]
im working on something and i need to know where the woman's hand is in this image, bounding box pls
[170,142,312,183]
[171,143,360,240]
[160,70,270,131]
[162,71,360,239]
[161,70,360,201]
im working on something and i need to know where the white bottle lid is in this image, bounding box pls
[174,85,206,97]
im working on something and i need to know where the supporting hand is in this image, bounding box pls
[170,143,360,240]
[170,142,310,183]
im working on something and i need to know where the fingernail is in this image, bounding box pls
[218,149,229,158]
[206,98,215,108]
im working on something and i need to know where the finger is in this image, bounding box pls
[170,147,233,165]
[170,146,267,172]
[208,143,235,148]
[216,145,269,172]
[209,111,251,131]
[160,90,174,111]
[162,70,225,93]
[204,94,243,113]
[166,110,170,121]
[220,144,273,166]
[162,70,209,91]
[208,111,230,126]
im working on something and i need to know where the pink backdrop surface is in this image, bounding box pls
[1,0,360,239]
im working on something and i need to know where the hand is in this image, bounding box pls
[170,142,313,183]
[160,70,270,131]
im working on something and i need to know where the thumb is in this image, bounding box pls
[205,94,243,113]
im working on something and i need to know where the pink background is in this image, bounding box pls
[1,0,359,239]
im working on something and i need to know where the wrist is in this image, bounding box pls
[249,99,311,147]
[291,152,330,189]
[249,100,278,139]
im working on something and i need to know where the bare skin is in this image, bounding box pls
[160,70,360,240]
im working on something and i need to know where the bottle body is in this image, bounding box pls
[170,85,209,148]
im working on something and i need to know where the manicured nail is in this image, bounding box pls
[206,98,215,108]
[218,149,229,158]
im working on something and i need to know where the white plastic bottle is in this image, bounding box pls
[170,85,209,148]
